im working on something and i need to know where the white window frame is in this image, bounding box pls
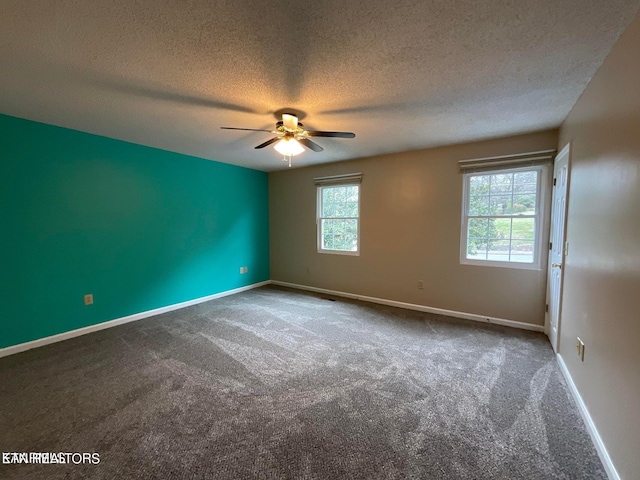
[460,164,548,270]
[316,183,361,256]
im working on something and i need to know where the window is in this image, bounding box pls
[461,165,546,268]
[317,183,360,255]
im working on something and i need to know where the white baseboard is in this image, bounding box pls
[271,280,544,332]
[0,280,272,359]
[556,353,620,480]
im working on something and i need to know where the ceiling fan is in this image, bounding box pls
[221,113,355,167]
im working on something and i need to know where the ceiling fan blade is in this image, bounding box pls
[282,114,298,131]
[254,137,280,149]
[299,137,324,152]
[306,130,356,138]
[221,127,274,132]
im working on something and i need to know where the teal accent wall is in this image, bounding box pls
[0,114,269,349]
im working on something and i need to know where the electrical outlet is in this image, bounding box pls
[576,337,585,361]
[239,266,248,274]
[84,294,94,306]
[418,280,424,289]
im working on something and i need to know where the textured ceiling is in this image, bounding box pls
[1,1,639,171]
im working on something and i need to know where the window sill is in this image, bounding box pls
[460,258,542,270]
[318,249,360,256]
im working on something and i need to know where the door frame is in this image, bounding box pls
[545,142,572,352]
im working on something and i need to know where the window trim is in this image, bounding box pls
[316,183,361,256]
[460,164,548,270]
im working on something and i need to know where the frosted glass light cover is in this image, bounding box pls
[274,138,304,156]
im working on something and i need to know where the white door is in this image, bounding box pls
[547,144,570,352]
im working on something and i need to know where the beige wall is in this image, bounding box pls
[270,130,558,326]
[558,11,640,480]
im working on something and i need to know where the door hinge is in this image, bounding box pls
[549,242,552,250]
[545,304,549,313]
[553,178,557,186]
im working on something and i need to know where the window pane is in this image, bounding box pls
[492,218,510,241]
[322,219,335,249]
[343,219,358,251]
[335,201,358,217]
[489,239,510,252]
[321,218,358,251]
[513,194,537,214]
[487,239,510,262]
[510,240,534,263]
[322,236,332,250]
[490,182,513,194]
[334,202,346,217]
[468,218,489,240]
[322,202,335,217]
[332,220,342,250]
[322,186,359,218]
[470,175,490,196]
[322,188,334,204]
[490,195,512,215]
[469,195,490,215]
[467,218,491,258]
[514,171,537,184]
[331,219,344,249]
[511,218,535,240]
[322,218,334,234]
[514,182,537,194]
[331,219,357,251]
[467,239,488,260]
[490,174,513,194]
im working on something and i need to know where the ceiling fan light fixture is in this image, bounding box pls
[221,112,355,168]
[274,138,304,157]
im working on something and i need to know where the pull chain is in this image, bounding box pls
[282,154,292,167]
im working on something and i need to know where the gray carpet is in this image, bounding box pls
[0,286,606,479]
